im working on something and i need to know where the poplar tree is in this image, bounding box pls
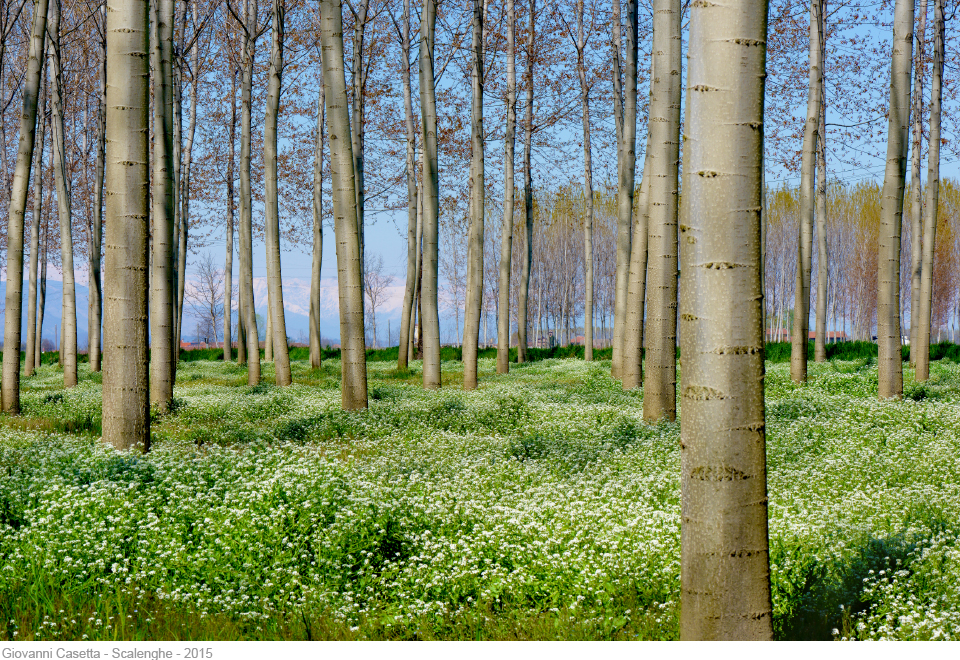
[790,0,823,384]
[877,0,914,400]
[264,0,292,386]
[915,0,944,382]
[496,0,517,374]
[25,64,47,379]
[397,0,418,371]
[310,79,325,370]
[642,0,682,421]
[224,67,237,363]
[610,0,637,380]
[88,14,106,373]
[103,0,150,450]
[679,0,772,638]
[237,0,260,385]
[320,0,367,409]
[462,0,485,390]
[420,0,441,389]
[517,0,535,364]
[908,0,928,361]
[151,0,176,407]
[2,0,49,413]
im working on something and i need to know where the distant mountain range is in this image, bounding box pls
[0,277,409,348]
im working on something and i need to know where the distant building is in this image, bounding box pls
[765,329,849,343]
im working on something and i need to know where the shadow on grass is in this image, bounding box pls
[773,514,949,640]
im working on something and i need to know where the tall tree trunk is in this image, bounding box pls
[908,0,927,362]
[496,0,516,373]
[264,0,291,385]
[621,148,649,390]
[791,0,823,384]
[409,178,423,363]
[351,0,369,288]
[679,0,772,638]
[320,0,367,408]
[576,0,594,362]
[397,0,417,371]
[516,0,535,364]
[814,88,828,362]
[174,71,184,356]
[420,0,441,389]
[2,0,48,413]
[150,0,175,407]
[462,0,484,390]
[177,20,199,363]
[50,0,77,388]
[611,0,637,380]
[642,0,681,420]
[37,206,49,368]
[103,0,150,450]
[310,81,325,369]
[224,67,237,362]
[88,25,106,373]
[239,0,260,384]
[25,64,47,379]
[877,0,914,399]
[916,0,943,382]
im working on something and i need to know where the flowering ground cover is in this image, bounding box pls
[1,355,959,640]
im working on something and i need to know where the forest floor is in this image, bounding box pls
[1,355,959,640]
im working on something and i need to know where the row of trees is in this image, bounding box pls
[0,0,953,639]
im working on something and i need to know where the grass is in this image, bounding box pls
[1,349,960,640]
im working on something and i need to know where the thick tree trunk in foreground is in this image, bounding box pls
[264,0,291,386]
[496,0,517,373]
[679,0,772,639]
[877,0,914,400]
[103,0,150,450]
[791,0,823,384]
[25,67,47,379]
[916,0,943,382]
[397,0,417,371]
[320,0,367,408]
[310,83,325,370]
[239,0,260,384]
[642,0,681,421]
[611,0,638,380]
[462,0,484,390]
[908,0,927,361]
[2,0,48,413]
[517,0,535,364]
[420,0,441,388]
[150,0,175,407]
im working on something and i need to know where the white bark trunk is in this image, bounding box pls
[320,0,367,408]
[679,0,772,638]
[877,0,914,399]
[102,0,150,450]
[2,0,48,413]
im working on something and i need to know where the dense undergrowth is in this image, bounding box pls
[1,352,959,640]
